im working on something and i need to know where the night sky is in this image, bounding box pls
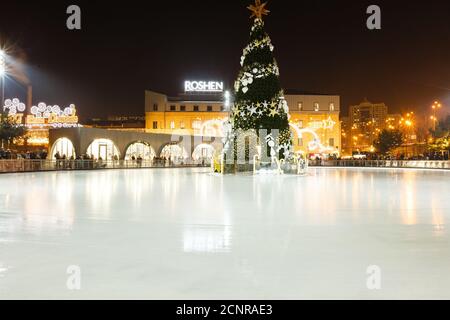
[0,0,449,121]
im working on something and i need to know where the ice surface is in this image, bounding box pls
[0,167,449,299]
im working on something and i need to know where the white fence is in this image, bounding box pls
[310,160,450,170]
[2,159,449,173]
[0,159,208,174]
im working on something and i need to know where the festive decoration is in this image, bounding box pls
[227,1,291,163]
[247,0,270,20]
[308,116,336,130]
[2,98,80,128]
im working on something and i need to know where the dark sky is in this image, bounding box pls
[1,0,449,121]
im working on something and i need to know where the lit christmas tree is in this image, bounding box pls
[228,0,292,163]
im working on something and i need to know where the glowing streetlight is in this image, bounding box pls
[0,50,5,75]
[431,101,442,132]
[0,49,5,107]
[224,90,231,109]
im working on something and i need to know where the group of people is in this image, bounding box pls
[54,152,119,169]
[0,149,48,160]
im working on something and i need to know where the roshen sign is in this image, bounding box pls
[185,81,224,93]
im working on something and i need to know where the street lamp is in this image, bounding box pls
[431,101,442,132]
[0,49,5,107]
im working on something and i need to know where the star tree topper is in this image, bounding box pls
[247,0,270,20]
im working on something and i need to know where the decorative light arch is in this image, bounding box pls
[86,139,120,160]
[125,142,156,160]
[50,138,76,159]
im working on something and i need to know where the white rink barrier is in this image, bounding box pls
[310,160,450,170]
[0,159,208,174]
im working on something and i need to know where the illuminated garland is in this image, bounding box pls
[2,98,80,128]
[234,63,280,94]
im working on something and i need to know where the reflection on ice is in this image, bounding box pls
[0,167,449,299]
[183,225,232,254]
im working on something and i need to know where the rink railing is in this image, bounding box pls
[2,159,449,173]
[0,159,208,174]
[309,159,450,170]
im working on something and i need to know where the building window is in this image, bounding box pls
[298,138,303,146]
[207,106,213,112]
[152,121,158,129]
[194,105,199,112]
[329,103,335,111]
[170,105,176,111]
[192,120,202,134]
[180,121,185,129]
[180,105,186,112]
[298,120,304,128]
[153,104,158,111]
[192,120,202,129]
[314,103,320,112]
[170,121,175,130]
[298,102,303,110]
[329,138,335,147]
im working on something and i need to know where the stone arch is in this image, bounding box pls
[50,137,76,159]
[86,139,121,160]
[192,143,217,163]
[159,143,189,161]
[124,141,156,160]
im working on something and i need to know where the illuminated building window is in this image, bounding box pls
[153,104,158,111]
[314,103,320,112]
[329,138,335,147]
[152,121,158,129]
[180,121,185,129]
[170,105,176,111]
[330,103,335,111]
[192,120,202,130]
[180,105,186,112]
[298,102,303,110]
[194,106,199,112]
[170,121,175,129]
[298,120,304,128]
[207,106,213,112]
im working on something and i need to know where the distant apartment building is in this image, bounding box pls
[346,100,390,153]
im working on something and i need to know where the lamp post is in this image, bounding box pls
[0,49,5,107]
[431,101,441,132]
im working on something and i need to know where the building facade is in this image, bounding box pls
[284,91,341,156]
[347,100,389,153]
[145,88,341,156]
[145,91,229,136]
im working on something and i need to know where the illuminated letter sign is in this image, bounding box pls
[185,81,224,93]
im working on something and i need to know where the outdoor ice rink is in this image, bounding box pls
[0,167,449,299]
